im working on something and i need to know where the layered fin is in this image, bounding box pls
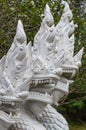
[73,47,84,67]
[0,56,5,79]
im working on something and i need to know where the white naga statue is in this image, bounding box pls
[0,1,83,130]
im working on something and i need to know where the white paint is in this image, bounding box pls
[0,1,83,130]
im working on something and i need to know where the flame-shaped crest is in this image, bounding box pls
[0,1,84,129]
[0,0,84,114]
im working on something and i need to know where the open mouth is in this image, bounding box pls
[27,76,57,104]
[27,91,53,104]
[0,109,20,122]
[31,74,58,85]
[0,96,20,124]
[27,70,74,104]
[62,64,78,77]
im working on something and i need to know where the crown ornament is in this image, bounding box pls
[0,1,83,130]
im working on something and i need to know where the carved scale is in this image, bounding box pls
[0,1,83,130]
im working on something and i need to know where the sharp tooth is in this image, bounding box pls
[35,80,38,86]
[11,102,15,106]
[45,92,48,96]
[71,70,76,78]
[9,112,12,118]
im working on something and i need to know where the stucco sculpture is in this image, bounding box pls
[0,1,83,130]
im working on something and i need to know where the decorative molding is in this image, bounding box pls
[0,1,83,130]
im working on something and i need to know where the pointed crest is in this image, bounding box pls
[44,4,51,15]
[74,47,84,62]
[44,4,54,27]
[15,20,26,43]
[61,0,73,21]
[0,1,84,109]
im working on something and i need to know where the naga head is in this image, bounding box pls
[0,1,83,123]
[0,20,30,129]
[28,1,83,109]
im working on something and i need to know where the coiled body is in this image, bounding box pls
[9,105,69,130]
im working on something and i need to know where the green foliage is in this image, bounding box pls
[58,0,86,121]
[0,0,63,56]
[0,0,86,121]
[69,123,86,130]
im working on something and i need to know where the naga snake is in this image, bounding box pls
[9,105,69,130]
